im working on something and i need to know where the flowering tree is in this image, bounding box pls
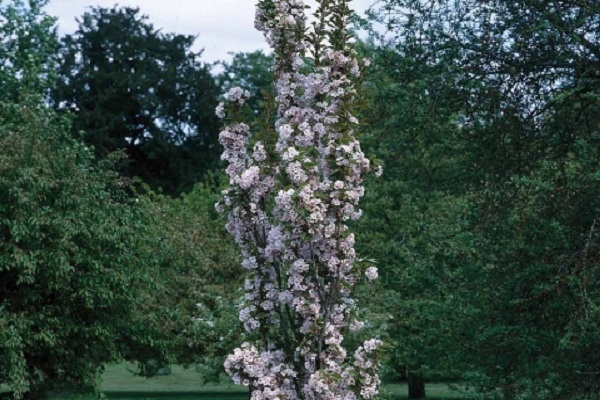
[216,1,383,398]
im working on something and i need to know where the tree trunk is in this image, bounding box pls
[21,387,45,400]
[502,385,516,400]
[407,371,426,400]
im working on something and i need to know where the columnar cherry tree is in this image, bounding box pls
[216,0,383,399]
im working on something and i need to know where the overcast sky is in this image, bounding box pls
[45,0,375,64]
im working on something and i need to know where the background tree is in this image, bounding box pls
[125,185,243,380]
[368,0,600,181]
[0,4,153,397]
[363,1,600,398]
[216,50,273,115]
[53,6,221,195]
[0,0,58,103]
[0,3,216,396]
[356,42,473,399]
[0,100,151,400]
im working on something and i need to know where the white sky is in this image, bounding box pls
[45,0,376,64]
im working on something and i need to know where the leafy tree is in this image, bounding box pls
[364,1,600,398]
[0,3,239,396]
[0,4,149,397]
[356,43,472,399]
[216,50,274,114]
[454,156,600,400]
[369,0,600,182]
[0,0,58,103]
[0,100,149,400]
[53,6,221,195]
[126,185,243,379]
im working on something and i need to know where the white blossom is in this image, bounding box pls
[365,266,379,281]
[217,1,383,398]
[216,102,225,119]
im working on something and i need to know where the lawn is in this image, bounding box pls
[2,365,466,400]
[90,364,465,400]
[98,364,245,399]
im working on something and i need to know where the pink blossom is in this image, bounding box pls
[217,1,383,398]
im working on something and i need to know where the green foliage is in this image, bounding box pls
[0,0,58,103]
[362,1,600,398]
[357,43,473,385]
[216,50,274,114]
[52,6,221,195]
[455,156,600,400]
[0,101,148,399]
[370,0,600,182]
[125,184,243,381]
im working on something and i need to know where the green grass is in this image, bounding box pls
[42,364,466,400]
[97,364,246,400]
[100,364,245,393]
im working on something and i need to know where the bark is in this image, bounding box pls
[407,370,426,400]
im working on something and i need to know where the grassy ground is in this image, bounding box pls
[97,364,246,400]
[100,364,245,393]
[38,364,466,399]
[96,364,464,400]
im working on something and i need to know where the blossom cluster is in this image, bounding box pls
[216,0,383,399]
[224,343,298,400]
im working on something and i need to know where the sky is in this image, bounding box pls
[45,0,376,64]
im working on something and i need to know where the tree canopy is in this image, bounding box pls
[0,0,58,103]
[359,1,600,398]
[53,6,221,195]
[0,99,150,399]
[216,50,273,114]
